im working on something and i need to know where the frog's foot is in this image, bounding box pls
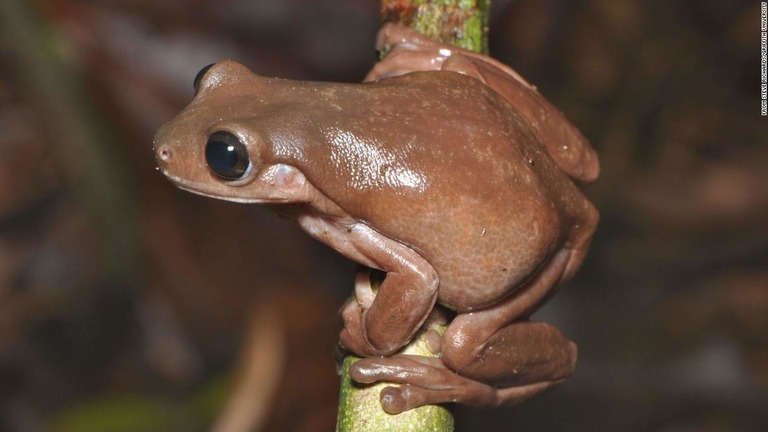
[337,269,378,356]
[339,296,375,357]
[364,47,448,82]
[364,24,455,81]
[349,355,561,414]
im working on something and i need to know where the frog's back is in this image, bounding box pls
[291,72,589,310]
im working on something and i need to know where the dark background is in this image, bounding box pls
[0,0,766,431]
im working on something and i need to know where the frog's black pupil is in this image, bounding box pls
[193,63,215,95]
[205,131,250,180]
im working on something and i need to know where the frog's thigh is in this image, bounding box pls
[443,319,577,387]
[441,249,577,385]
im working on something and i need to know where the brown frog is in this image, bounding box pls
[153,23,599,414]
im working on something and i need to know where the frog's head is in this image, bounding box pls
[153,60,311,204]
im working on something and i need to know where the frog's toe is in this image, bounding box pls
[350,355,499,409]
[378,384,455,414]
[350,355,444,385]
[350,355,565,410]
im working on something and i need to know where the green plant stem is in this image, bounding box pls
[381,0,491,54]
[337,6,490,428]
[336,323,453,432]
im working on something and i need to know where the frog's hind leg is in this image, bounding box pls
[442,53,600,183]
[350,354,563,414]
[349,248,579,413]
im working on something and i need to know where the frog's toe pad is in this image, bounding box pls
[379,384,455,414]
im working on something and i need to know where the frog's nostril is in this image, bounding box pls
[158,146,172,162]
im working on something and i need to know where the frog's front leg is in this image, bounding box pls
[292,210,438,357]
[350,249,578,413]
[339,224,439,356]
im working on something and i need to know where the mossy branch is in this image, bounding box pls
[336,322,453,432]
[381,0,491,54]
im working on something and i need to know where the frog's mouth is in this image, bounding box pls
[163,172,292,205]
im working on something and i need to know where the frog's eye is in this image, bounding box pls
[205,131,252,180]
[193,63,215,95]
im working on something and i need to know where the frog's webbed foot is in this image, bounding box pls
[350,355,561,414]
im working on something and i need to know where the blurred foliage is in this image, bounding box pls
[0,0,765,431]
[51,373,230,432]
[53,396,194,432]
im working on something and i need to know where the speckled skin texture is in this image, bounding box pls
[154,24,598,414]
